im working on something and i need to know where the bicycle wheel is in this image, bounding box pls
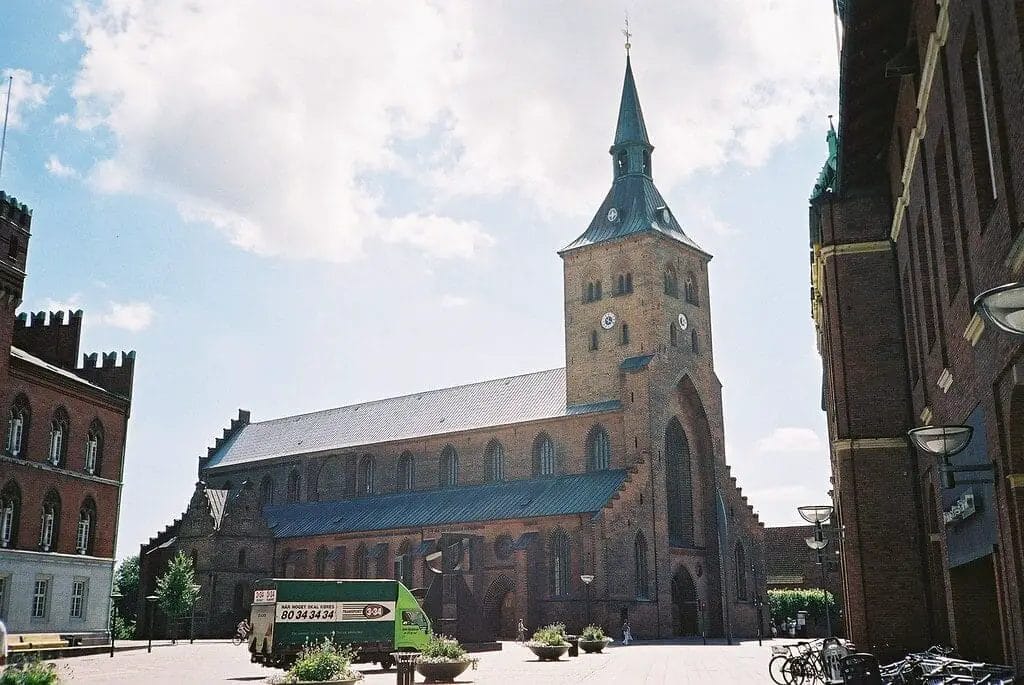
[232,634,244,646]
[784,656,807,685]
[769,656,790,685]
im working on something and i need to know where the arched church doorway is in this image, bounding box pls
[481,575,516,640]
[671,565,699,636]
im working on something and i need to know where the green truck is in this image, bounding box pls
[248,578,432,670]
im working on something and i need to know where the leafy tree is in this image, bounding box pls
[767,588,836,626]
[113,555,140,624]
[155,551,200,643]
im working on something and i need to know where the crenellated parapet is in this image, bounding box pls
[13,310,83,368]
[0,191,32,230]
[76,349,136,399]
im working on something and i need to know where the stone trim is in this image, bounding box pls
[1006,230,1024,276]
[920,406,934,425]
[963,313,985,346]
[819,241,892,259]
[1007,473,1024,489]
[937,368,953,393]
[890,0,950,242]
[831,437,908,452]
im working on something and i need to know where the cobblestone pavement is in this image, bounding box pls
[47,638,778,683]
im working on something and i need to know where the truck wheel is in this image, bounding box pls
[379,655,394,671]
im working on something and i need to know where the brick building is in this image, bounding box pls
[141,55,767,643]
[0,191,136,639]
[764,524,843,636]
[809,0,1024,669]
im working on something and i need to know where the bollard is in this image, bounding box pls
[392,651,419,685]
[566,635,579,658]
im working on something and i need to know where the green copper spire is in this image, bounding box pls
[613,56,650,146]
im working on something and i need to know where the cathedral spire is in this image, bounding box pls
[613,56,650,147]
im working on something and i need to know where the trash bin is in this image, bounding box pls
[392,651,420,685]
[566,634,579,657]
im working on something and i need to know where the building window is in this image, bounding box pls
[586,425,611,471]
[665,417,695,547]
[259,477,274,506]
[685,276,699,305]
[533,433,556,477]
[32,579,49,618]
[238,548,247,569]
[48,408,69,467]
[549,530,571,597]
[664,267,679,297]
[617,273,633,295]
[494,534,514,561]
[669,323,678,347]
[0,481,20,548]
[397,452,414,491]
[634,531,650,600]
[642,150,651,176]
[85,420,103,476]
[962,38,998,221]
[616,149,628,177]
[584,281,603,303]
[691,329,700,354]
[621,323,630,345]
[39,490,60,552]
[286,468,301,502]
[315,547,328,578]
[485,440,504,482]
[70,579,87,619]
[735,542,748,601]
[5,396,29,457]
[7,236,18,260]
[353,545,368,579]
[439,446,458,487]
[77,498,96,555]
[359,455,375,495]
[589,330,599,352]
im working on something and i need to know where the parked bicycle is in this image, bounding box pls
[879,646,1014,685]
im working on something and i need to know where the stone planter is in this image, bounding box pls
[527,643,570,661]
[290,679,361,685]
[579,638,610,654]
[415,660,472,683]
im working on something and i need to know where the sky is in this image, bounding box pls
[2,1,840,560]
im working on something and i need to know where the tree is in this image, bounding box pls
[113,555,140,621]
[155,551,200,643]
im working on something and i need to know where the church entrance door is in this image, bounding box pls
[482,575,516,640]
[671,566,700,636]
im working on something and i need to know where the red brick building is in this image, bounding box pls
[810,0,1024,670]
[764,524,843,636]
[0,190,136,639]
[141,55,768,644]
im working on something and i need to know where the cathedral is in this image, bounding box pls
[139,54,767,642]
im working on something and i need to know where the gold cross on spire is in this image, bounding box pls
[622,13,632,56]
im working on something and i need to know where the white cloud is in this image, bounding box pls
[440,294,470,309]
[40,294,84,313]
[756,427,825,454]
[54,113,72,126]
[45,155,79,178]
[68,1,835,264]
[0,68,51,128]
[100,302,154,332]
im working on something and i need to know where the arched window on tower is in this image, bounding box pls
[77,497,96,555]
[735,542,748,601]
[259,476,275,506]
[397,452,414,491]
[549,529,571,596]
[589,330,599,352]
[616,149,628,177]
[6,395,30,457]
[485,440,504,482]
[287,468,301,502]
[642,150,651,176]
[586,425,611,471]
[359,455,375,495]
[691,329,700,354]
[621,323,630,345]
[49,407,69,467]
[670,322,678,347]
[39,489,60,552]
[685,275,699,305]
[664,266,679,297]
[85,420,104,476]
[634,531,650,599]
[439,446,458,487]
[1,480,21,548]
[533,433,555,477]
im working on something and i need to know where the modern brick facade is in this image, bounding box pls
[0,191,136,638]
[810,0,1024,670]
[141,56,767,643]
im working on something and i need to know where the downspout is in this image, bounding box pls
[109,403,131,637]
[716,484,732,644]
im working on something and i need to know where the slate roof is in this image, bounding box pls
[10,346,110,394]
[205,368,621,469]
[264,469,628,538]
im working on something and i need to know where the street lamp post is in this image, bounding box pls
[750,562,763,646]
[798,505,834,638]
[907,425,988,488]
[580,574,595,628]
[974,282,1024,336]
[145,594,159,654]
[189,584,201,644]
[109,591,122,658]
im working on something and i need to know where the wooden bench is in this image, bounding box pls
[7,633,69,651]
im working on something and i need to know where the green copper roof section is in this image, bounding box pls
[809,120,839,201]
[614,56,650,145]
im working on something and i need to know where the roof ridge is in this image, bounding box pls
[249,366,567,427]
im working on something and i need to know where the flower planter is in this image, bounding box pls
[579,638,610,654]
[527,644,570,661]
[290,679,360,685]
[415,660,472,683]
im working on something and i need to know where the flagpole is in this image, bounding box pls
[0,75,13,181]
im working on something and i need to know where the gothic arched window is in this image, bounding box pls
[259,476,275,506]
[315,546,329,578]
[85,419,103,476]
[485,440,504,482]
[1,480,21,547]
[665,417,695,547]
[6,395,30,457]
[233,583,246,614]
[589,330,599,352]
[685,275,699,305]
[353,544,368,579]
[286,468,301,502]
[238,548,247,569]
[670,323,678,347]
[642,149,651,176]
[49,407,69,467]
[621,323,630,345]
[664,265,679,297]
[635,531,650,599]
[359,455,375,495]
[616,149,628,177]
[735,541,748,601]
[40,489,60,552]
[77,497,96,555]
[533,433,555,477]
[691,329,700,354]
[439,446,458,487]
[397,452,414,491]
[549,529,571,596]
[586,425,611,471]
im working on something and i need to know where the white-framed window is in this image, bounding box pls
[85,436,98,474]
[48,421,64,466]
[0,502,12,547]
[0,482,17,548]
[70,579,87,619]
[6,410,24,456]
[77,513,91,554]
[40,509,55,551]
[31,578,49,618]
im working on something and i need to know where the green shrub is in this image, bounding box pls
[0,659,60,685]
[767,588,836,625]
[580,625,607,641]
[418,635,472,664]
[529,623,567,647]
[113,614,136,640]
[284,638,359,683]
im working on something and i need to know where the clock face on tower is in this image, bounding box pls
[677,313,688,330]
[601,312,617,330]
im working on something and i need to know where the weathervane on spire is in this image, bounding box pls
[622,12,632,56]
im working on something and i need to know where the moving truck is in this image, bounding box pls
[248,578,432,670]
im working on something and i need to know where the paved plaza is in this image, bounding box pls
[45,638,778,684]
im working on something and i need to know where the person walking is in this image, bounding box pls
[516,618,526,643]
[622,620,632,645]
